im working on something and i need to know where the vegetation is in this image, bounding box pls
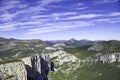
[6,75,15,79]
[96,40,120,54]
[0,59,21,64]
[0,38,120,80]
[64,45,98,59]
[50,43,120,80]
[0,50,17,59]
[49,61,120,80]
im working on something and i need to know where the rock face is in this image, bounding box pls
[0,54,53,80]
[88,42,103,51]
[0,61,27,80]
[22,54,50,80]
[88,40,120,51]
[98,53,120,63]
[43,50,80,74]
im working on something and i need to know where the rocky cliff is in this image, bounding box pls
[22,54,52,80]
[0,61,27,80]
[98,53,120,63]
[42,49,80,74]
[88,42,103,51]
[88,40,120,52]
[0,54,53,80]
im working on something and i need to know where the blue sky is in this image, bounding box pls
[0,0,120,40]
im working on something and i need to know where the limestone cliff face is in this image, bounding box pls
[22,54,51,80]
[88,42,103,51]
[88,40,120,52]
[0,61,27,80]
[42,50,80,74]
[98,53,120,63]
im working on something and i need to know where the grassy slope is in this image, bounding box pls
[50,45,120,80]
[50,61,120,80]
[64,45,98,59]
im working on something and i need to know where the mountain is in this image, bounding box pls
[48,41,120,80]
[0,37,18,42]
[0,61,27,80]
[45,38,95,47]
[88,40,120,53]
[0,54,53,80]
[0,37,120,80]
[0,37,47,60]
[65,38,95,47]
[45,40,66,46]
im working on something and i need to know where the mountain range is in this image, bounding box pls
[0,37,120,80]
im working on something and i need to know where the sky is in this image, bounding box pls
[0,0,120,40]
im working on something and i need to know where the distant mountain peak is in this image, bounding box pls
[68,38,77,42]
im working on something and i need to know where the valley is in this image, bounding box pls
[0,37,120,80]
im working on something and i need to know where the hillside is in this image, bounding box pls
[0,37,120,80]
[49,41,120,80]
[45,38,95,47]
[0,38,47,60]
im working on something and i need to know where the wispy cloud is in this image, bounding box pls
[77,7,88,10]
[0,23,16,31]
[0,0,120,38]
[51,12,77,17]
[0,13,14,21]
[0,0,27,12]
[93,17,120,23]
[63,14,103,20]
[50,12,77,20]
[40,0,63,6]
[109,12,120,16]
[0,20,44,31]
[0,0,63,21]
[27,21,94,34]
[94,0,119,4]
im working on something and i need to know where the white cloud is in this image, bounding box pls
[51,12,77,17]
[0,0,63,21]
[0,23,16,31]
[63,14,103,20]
[27,21,94,34]
[40,0,62,6]
[50,12,77,20]
[0,13,14,21]
[109,12,120,16]
[108,18,120,23]
[0,5,15,12]
[30,15,48,19]
[18,4,28,8]
[77,7,88,10]
[0,1,29,21]
[30,12,77,20]
[94,18,111,22]
[1,0,119,36]
[93,18,120,23]
[94,0,119,4]
[0,19,45,31]
[78,3,84,6]
[0,0,25,12]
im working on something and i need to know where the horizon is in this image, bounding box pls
[0,0,120,40]
[0,36,120,41]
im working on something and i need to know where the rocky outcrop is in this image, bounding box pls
[0,61,27,80]
[22,54,51,80]
[43,50,80,74]
[88,40,120,51]
[65,39,94,47]
[88,42,103,51]
[98,53,120,63]
[0,54,54,80]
